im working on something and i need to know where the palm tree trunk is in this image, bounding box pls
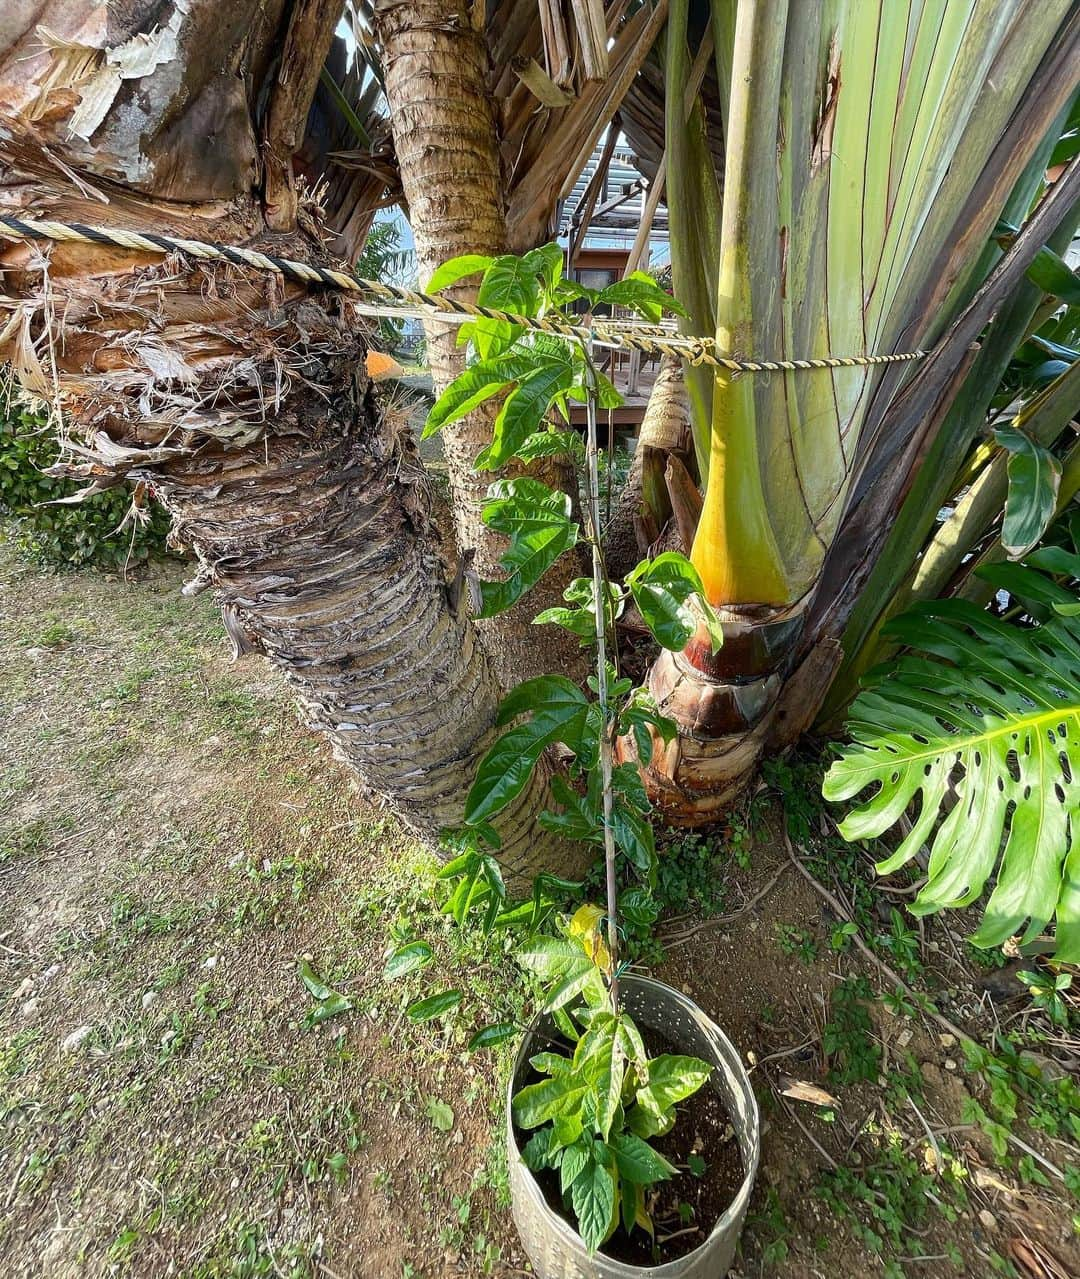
[374,0,585,689]
[0,1,582,881]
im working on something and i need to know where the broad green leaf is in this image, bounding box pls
[560,1137,591,1193]
[298,960,336,1002]
[514,428,584,464]
[522,242,564,294]
[611,796,657,882]
[826,589,1080,961]
[1025,246,1080,307]
[553,1109,584,1148]
[569,1153,616,1253]
[636,1054,712,1117]
[544,965,608,1012]
[521,1127,555,1170]
[477,478,578,617]
[609,1131,677,1185]
[478,254,544,315]
[516,935,588,982]
[465,677,591,824]
[298,961,355,1026]
[530,1050,574,1076]
[580,1021,624,1142]
[305,992,353,1027]
[424,1096,455,1132]
[534,576,624,645]
[618,888,659,932]
[426,254,494,293]
[537,774,603,844]
[596,272,688,322]
[994,425,1062,559]
[423,353,532,438]
[467,1022,517,1051]
[406,989,462,1022]
[625,1104,676,1140]
[383,941,433,980]
[476,358,576,469]
[618,687,677,766]
[512,1074,587,1129]
[625,552,723,652]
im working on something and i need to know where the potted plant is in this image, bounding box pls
[393,248,760,1274]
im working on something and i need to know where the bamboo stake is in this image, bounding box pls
[585,343,620,1011]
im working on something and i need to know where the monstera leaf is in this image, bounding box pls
[825,560,1080,960]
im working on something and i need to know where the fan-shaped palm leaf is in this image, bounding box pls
[825,560,1080,960]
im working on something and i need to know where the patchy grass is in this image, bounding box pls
[0,548,520,1278]
[1,547,1077,1279]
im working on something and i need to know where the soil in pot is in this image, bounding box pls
[514,1024,745,1265]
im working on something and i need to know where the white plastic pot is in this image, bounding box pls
[507,974,760,1279]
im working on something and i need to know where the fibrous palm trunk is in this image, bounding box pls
[0,1,581,881]
[374,0,585,689]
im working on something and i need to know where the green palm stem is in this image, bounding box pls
[663,3,721,481]
[679,1,1076,615]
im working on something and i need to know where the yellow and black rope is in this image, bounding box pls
[0,215,926,374]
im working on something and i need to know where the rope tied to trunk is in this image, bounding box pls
[0,214,927,374]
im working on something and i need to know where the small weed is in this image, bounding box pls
[724,809,753,870]
[776,923,817,964]
[746,1186,791,1266]
[818,1125,968,1260]
[962,1036,1080,1167]
[0,1029,42,1080]
[875,908,923,983]
[1018,966,1074,1028]
[824,976,881,1084]
[193,982,230,1020]
[0,818,53,864]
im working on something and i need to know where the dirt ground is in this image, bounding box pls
[1,545,1077,1279]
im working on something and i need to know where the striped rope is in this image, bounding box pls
[0,214,927,374]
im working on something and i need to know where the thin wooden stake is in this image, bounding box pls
[586,343,620,1011]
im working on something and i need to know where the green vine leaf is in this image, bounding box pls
[478,253,546,314]
[477,478,579,618]
[570,1150,617,1253]
[423,353,532,438]
[467,1023,517,1051]
[465,677,591,825]
[825,586,1080,960]
[383,941,433,980]
[406,989,463,1022]
[635,1054,712,1119]
[534,576,625,645]
[476,356,576,469]
[625,552,723,652]
[596,272,688,322]
[426,254,495,294]
[608,1131,677,1185]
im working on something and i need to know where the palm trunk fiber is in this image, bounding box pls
[0,2,582,881]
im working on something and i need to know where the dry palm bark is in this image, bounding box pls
[0,2,580,880]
